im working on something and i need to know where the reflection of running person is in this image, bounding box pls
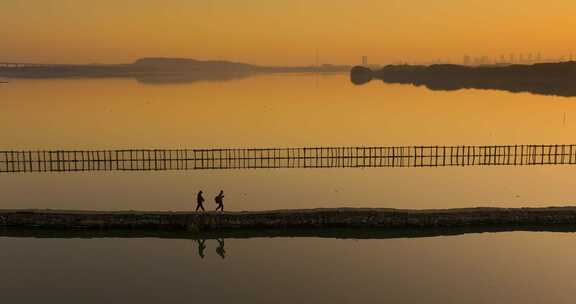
[196,191,205,212]
[216,239,226,259]
[196,239,206,259]
[215,190,225,212]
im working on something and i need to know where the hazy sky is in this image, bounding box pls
[1,0,575,65]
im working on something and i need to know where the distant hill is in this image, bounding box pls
[133,57,255,73]
[351,62,576,97]
[0,57,351,83]
[132,57,350,76]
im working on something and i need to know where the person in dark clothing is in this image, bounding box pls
[215,190,225,212]
[196,190,205,212]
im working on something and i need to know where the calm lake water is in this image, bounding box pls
[1,74,576,211]
[2,74,576,303]
[1,231,576,304]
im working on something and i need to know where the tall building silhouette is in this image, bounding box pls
[362,56,368,66]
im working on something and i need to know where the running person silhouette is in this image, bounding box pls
[196,190,205,212]
[215,190,225,212]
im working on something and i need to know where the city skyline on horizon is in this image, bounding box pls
[2,50,574,68]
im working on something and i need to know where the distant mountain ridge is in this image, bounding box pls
[0,57,351,83]
[133,57,255,72]
[133,57,350,73]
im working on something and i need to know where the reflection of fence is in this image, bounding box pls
[1,145,576,173]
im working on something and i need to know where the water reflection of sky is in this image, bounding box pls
[1,232,575,304]
[1,75,576,211]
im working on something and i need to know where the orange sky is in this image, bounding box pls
[1,0,575,65]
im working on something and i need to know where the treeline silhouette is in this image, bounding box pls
[351,62,576,97]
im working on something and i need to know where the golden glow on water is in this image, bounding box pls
[1,0,576,64]
[4,2,576,301]
[2,74,576,149]
[1,75,576,211]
